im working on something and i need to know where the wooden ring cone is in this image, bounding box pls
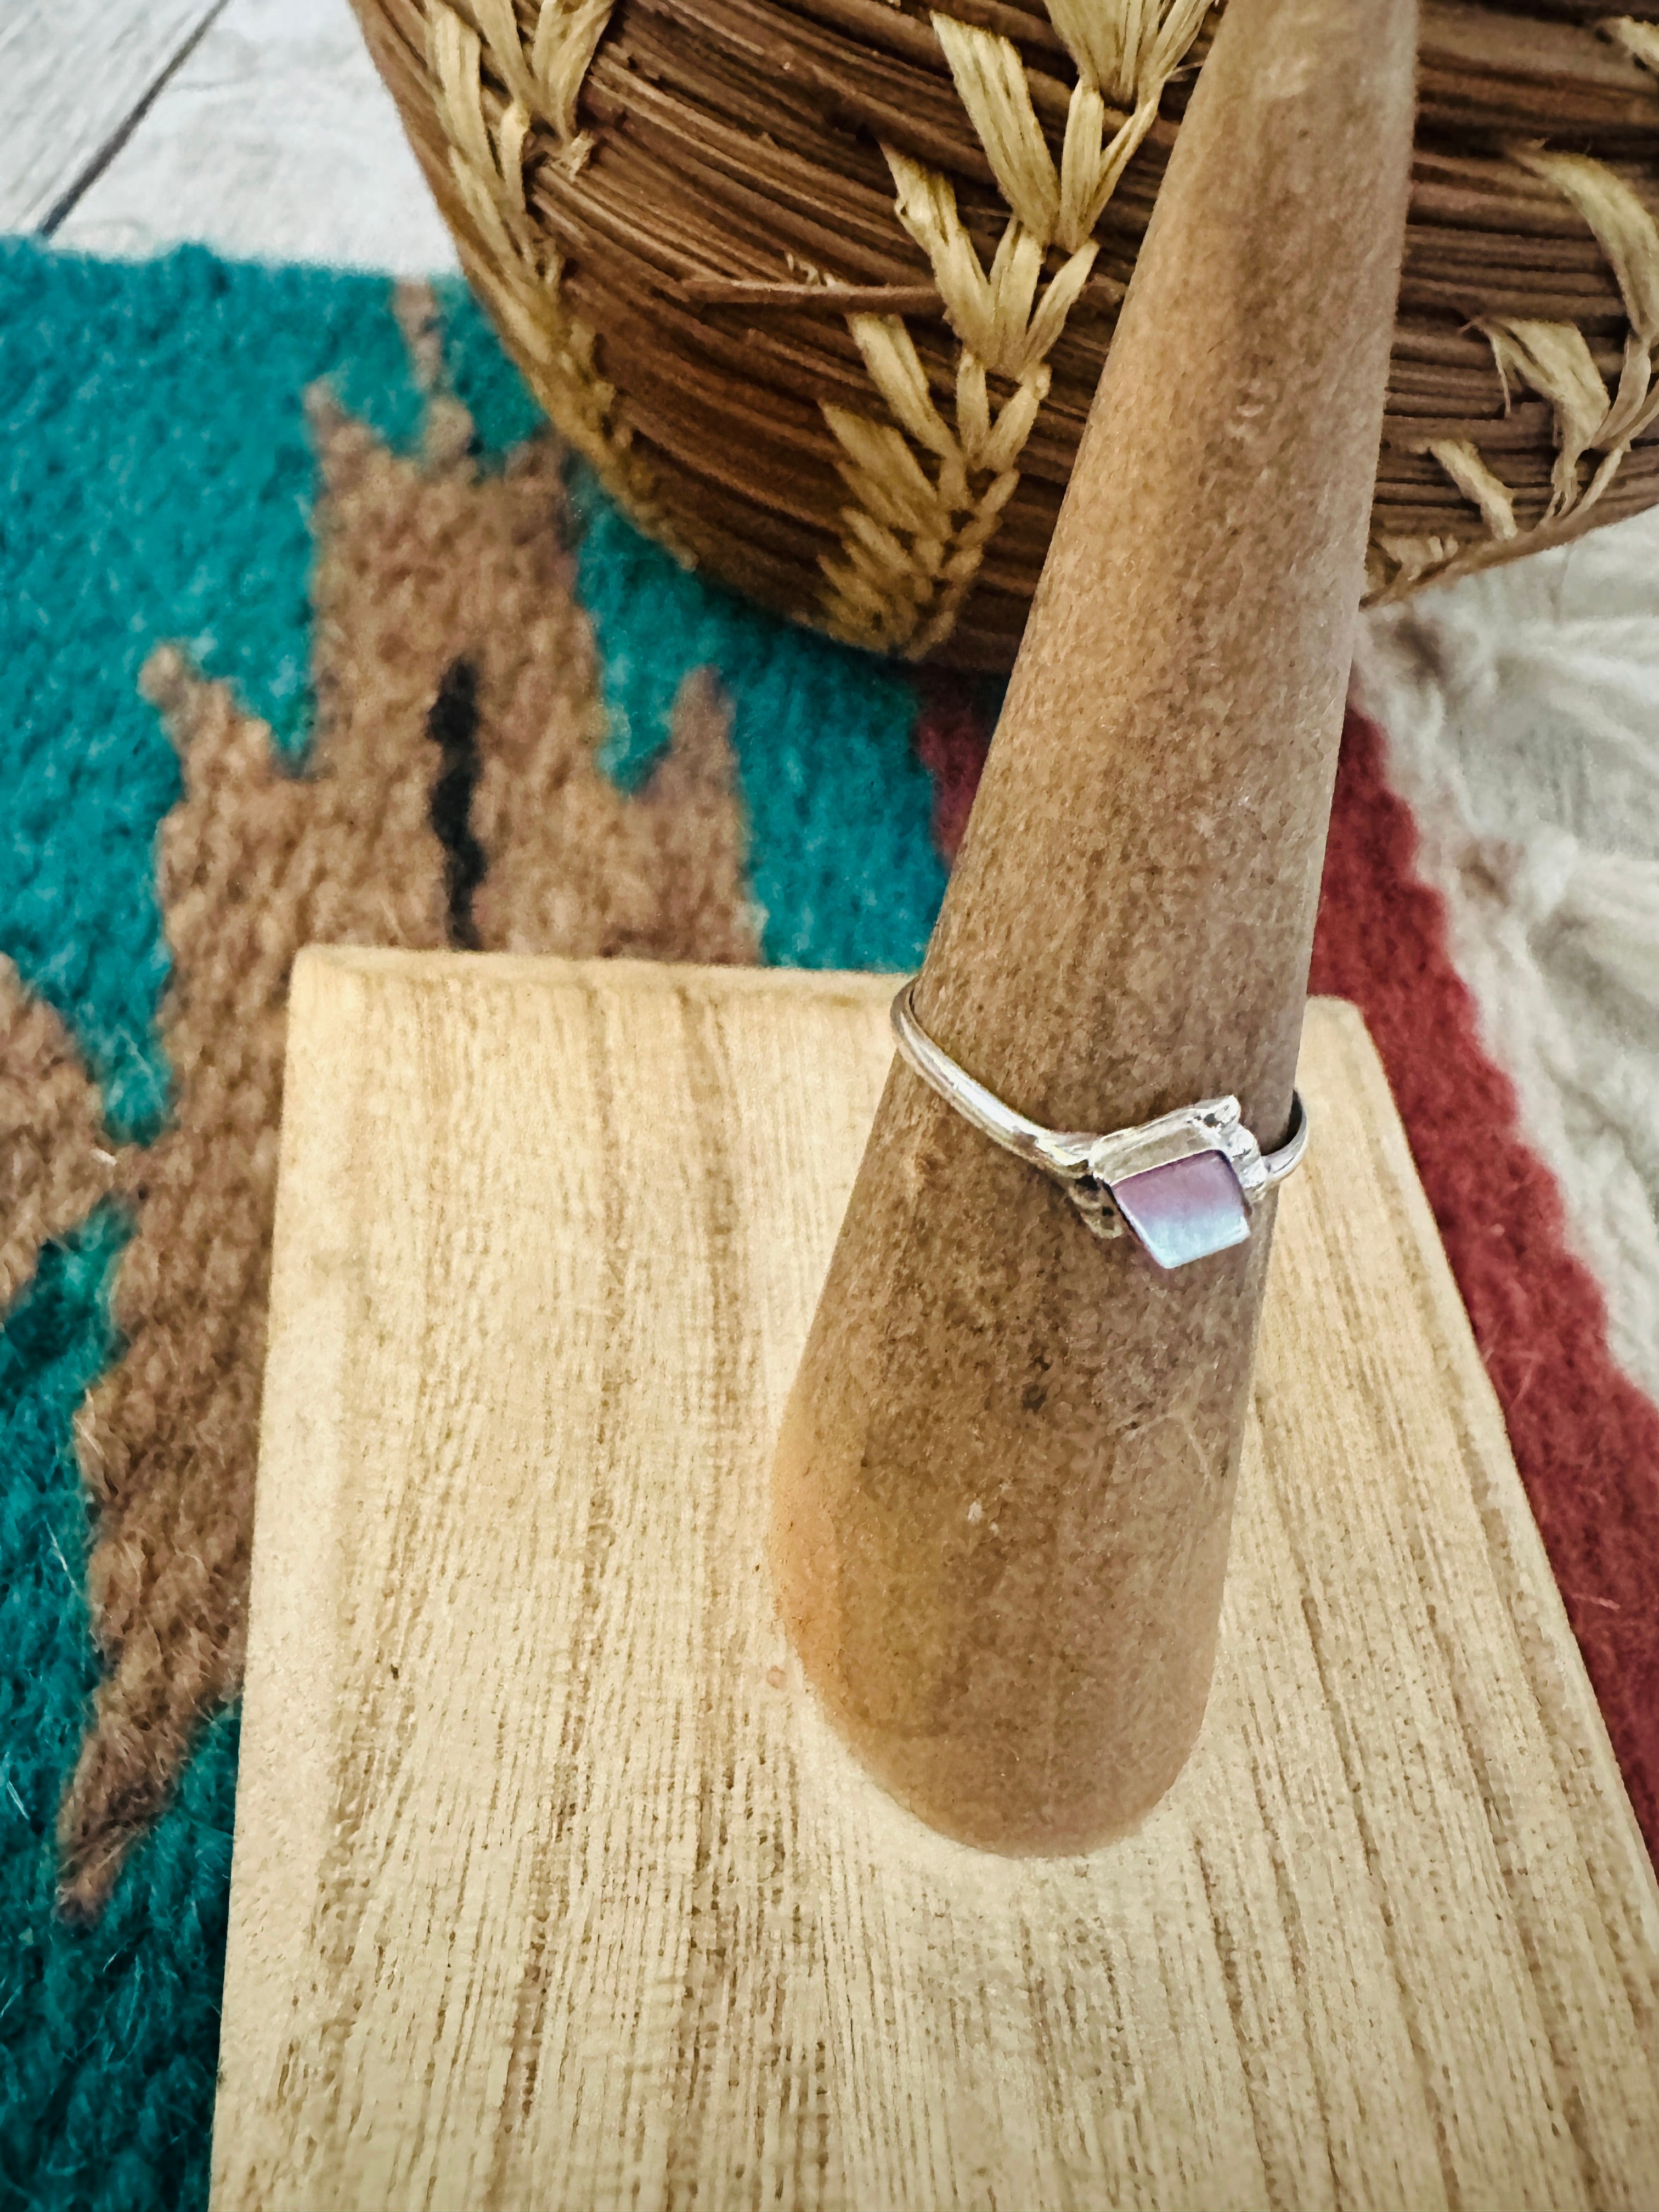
[770,0,1419,1854]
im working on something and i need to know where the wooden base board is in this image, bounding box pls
[211,950,1659,2212]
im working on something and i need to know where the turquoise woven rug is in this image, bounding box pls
[0,240,957,2211]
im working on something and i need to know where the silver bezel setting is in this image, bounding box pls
[890,980,1309,1267]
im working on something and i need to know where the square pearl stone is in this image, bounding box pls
[1110,1149,1251,1269]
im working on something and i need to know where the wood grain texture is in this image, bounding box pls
[0,0,222,233]
[772,0,1415,1853]
[213,949,1659,2212]
[52,0,458,272]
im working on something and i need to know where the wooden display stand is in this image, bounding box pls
[209,946,1659,2212]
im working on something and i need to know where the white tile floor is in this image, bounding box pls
[14,0,456,272]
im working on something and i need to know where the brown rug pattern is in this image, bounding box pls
[4,286,755,1920]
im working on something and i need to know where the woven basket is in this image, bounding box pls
[354,0,1659,669]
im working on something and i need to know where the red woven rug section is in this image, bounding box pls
[917,682,1659,1859]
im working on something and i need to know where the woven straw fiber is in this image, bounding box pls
[354,0,1659,667]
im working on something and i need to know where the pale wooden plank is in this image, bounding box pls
[0,0,222,234]
[213,950,1659,2212]
[54,0,458,273]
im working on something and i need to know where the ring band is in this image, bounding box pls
[891,979,1308,1271]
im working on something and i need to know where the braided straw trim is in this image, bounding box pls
[1370,144,1659,596]
[1601,16,1659,76]
[1425,438,1517,543]
[822,313,1034,657]
[471,0,612,161]
[820,0,1210,657]
[426,0,673,546]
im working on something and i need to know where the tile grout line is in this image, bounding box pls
[37,0,233,238]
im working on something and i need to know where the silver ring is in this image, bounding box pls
[891,979,1308,1271]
